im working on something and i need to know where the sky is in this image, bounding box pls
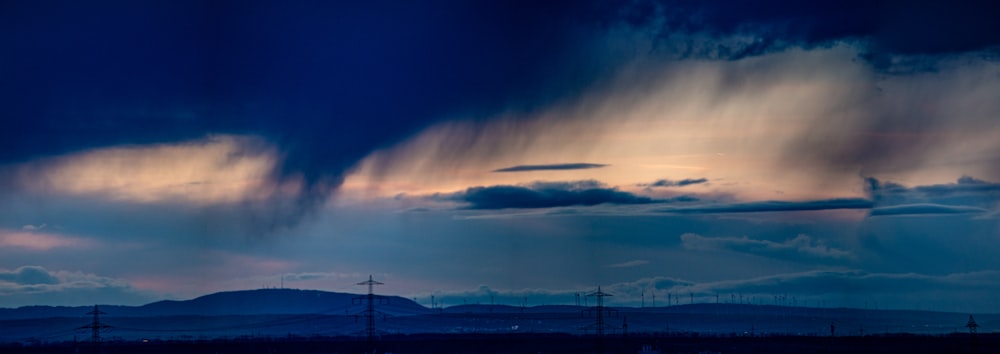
[2,0,1000,313]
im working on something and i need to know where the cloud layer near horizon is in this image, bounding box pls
[409,269,1000,313]
[0,266,151,307]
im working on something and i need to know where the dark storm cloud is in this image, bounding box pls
[445,180,694,210]
[6,0,999,231]
[661,198,873,214]
[628,1,1000,66]
[640,178,708,188]
[492,163,607,173]
[5,1,995,189]
[0,1,624,216]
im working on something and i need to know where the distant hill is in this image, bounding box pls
[0,288,430,320]
[1,295,995,342]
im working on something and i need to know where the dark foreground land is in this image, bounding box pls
[4,333,998,354]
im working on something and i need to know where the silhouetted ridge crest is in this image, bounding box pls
[0,289,430,319]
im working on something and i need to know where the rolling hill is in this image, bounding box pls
[0,289,995,343]
[0,288,430,320]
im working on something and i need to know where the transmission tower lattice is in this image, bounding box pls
[582,286,618,337]
[353,275,388,343]
[77,305,112,354]
[967,315,979,334]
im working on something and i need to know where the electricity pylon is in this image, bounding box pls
[77,305,111,354]
[967,315,979,334]
[353,275,388,346]
[582,286,618,337]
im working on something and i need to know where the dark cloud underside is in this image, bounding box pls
[449,181,668,210]
[455,185,654,210]
[642,178,708,188]
[493,163,607,173]
[662,198,873,214]
[631,1,1000,63]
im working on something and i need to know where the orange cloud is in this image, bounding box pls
[0,229,93,251]
[10,135,302,205]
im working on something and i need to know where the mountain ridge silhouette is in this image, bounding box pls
[0,288,430,319]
